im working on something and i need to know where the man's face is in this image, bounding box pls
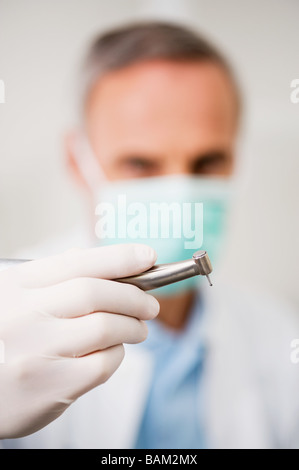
[83,60,238,181]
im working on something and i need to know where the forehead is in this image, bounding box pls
[85,60,237,149]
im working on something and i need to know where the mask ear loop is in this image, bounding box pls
[70,130,107,195]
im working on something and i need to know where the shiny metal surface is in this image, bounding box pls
[116,250,213,290]
[0,250,213,290]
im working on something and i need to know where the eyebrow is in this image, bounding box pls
[188,150,232,169]
[116,152,162,161]
[117,148,230,159]
[190,149,230,161]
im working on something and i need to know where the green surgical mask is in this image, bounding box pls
[94,174,233,297]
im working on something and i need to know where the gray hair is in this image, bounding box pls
[80,21,241,118]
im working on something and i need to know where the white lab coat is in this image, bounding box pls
[2,278,299,449]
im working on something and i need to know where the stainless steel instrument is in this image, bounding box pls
[0,249,213,290]
[116,249,213,290]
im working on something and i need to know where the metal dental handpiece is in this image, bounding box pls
[0,250,213,290]
[116,250,213,290]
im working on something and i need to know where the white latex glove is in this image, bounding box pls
[0,244,159,438]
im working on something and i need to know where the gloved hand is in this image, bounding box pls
[0,244,159,438]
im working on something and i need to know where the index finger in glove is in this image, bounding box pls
[15,244,157,288]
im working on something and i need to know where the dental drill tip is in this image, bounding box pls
[206,274,213,286]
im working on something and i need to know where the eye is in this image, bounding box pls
[118,157,160,176]
[192,152,230,175]
[126,158,152,170]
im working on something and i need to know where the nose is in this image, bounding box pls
[162,161,191,176]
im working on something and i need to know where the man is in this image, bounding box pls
[2,21,299,449]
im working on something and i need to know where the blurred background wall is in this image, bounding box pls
[0,0,298,307]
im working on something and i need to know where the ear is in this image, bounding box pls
[64,131,90,191]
